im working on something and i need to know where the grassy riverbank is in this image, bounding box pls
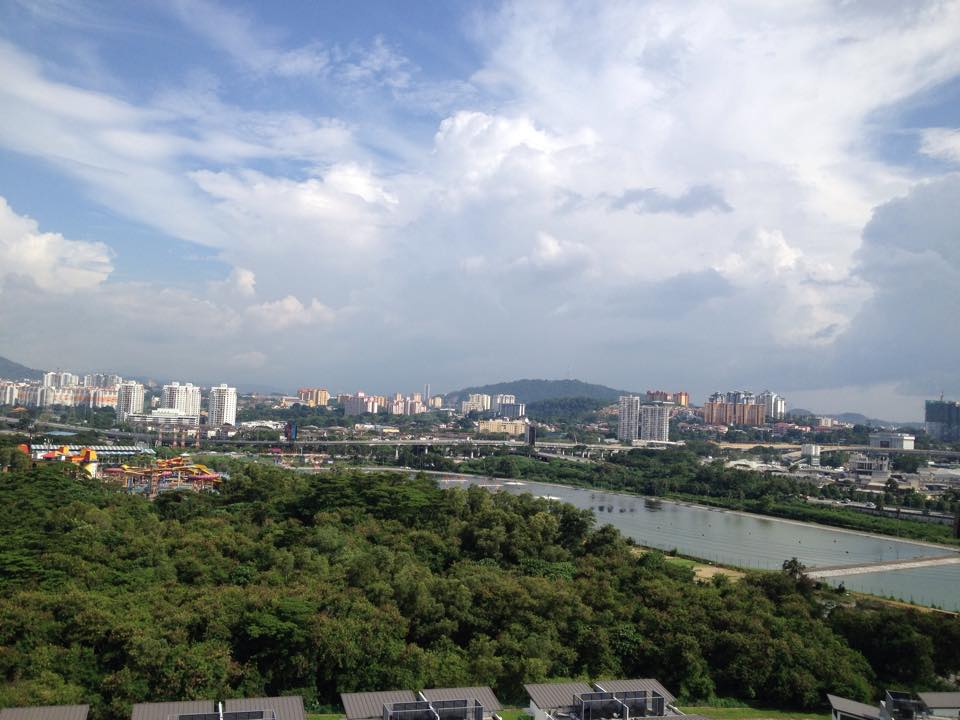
[445,451,959,548]
[665,494,959,547]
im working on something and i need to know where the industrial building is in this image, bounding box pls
[869,433,915,450]
[342,687,501,720]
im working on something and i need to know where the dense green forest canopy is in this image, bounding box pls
[525,397,611,425]
[1,461,958,720]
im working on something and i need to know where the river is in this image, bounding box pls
[436,475,960,610]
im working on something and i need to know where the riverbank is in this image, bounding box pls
[429,469,960,555]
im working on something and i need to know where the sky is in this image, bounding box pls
[1,0,959,420]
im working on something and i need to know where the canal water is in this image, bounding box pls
[437,476,960,610]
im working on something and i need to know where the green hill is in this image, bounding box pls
[0,354,42,381]
[445,378,637,403]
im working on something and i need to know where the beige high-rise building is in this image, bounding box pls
[297,387,330,407]
[208,384,237,426]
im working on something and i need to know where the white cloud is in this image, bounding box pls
[2,2,960,416]
[0,196,112,292]
[229,267,256,297]
[245,295,336,330]
[920,128,960,164]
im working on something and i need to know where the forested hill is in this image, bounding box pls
[1,461,959,720]
[0,354,42,381]
[446,378,636,403]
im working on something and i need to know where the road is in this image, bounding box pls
[8,416,960,458]
[807,555,960,579]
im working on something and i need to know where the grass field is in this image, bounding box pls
[679,706,831,720]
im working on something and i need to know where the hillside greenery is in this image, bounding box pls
[525,397,611,425]
[2,461,959,720]
[0,354,43,381]
[445,379,635,404]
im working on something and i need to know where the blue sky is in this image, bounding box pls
[1,0,959,419]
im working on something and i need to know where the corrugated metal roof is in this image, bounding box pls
[342,691,418,720]
[420,688,502,712]
[918,693,960,710]
[224,696,304,720]
[523,683,593,711]
[130,700,214,720]
[592,679,676,705]
[827,695,881,720]
[0,705,89,720]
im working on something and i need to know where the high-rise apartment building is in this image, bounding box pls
[343,393,380,415]
[640,402,673,442]
[460,393,492,414]
[617,395,641,442]
[0,382,19,405]
[208,384,237,426]
[162,382,201,417]
[116,381,145,421]
[297,387,330,407]
[926,399,960,442]
[757,390,786,420]
[499,402,526,419]
[702,402,766,426]
[673,391,689,407]
[43,371,79,388]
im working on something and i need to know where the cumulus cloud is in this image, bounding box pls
[828,175,960,394]
[0,196,112,292]
[3,1,960,415]
[245,295,336,330]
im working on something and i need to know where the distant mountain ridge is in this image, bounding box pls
[788,408,918,428]
[0,355,43,381]
[445,378,639,404]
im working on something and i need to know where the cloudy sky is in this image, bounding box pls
[1,0,959,419]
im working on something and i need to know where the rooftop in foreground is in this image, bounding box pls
[0,705,89,720]
[341,687,501,720]
[130,697,304,720]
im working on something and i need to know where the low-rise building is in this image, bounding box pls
[131,696,304,720]
[525,679,684,720]
[0,705,89,720]
[869,432,915,450]
[478,418,528,436]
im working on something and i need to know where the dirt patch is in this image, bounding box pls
[693,564,745,581]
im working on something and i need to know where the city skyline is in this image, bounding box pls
[0,357,944,422]
[1,2,959,418]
